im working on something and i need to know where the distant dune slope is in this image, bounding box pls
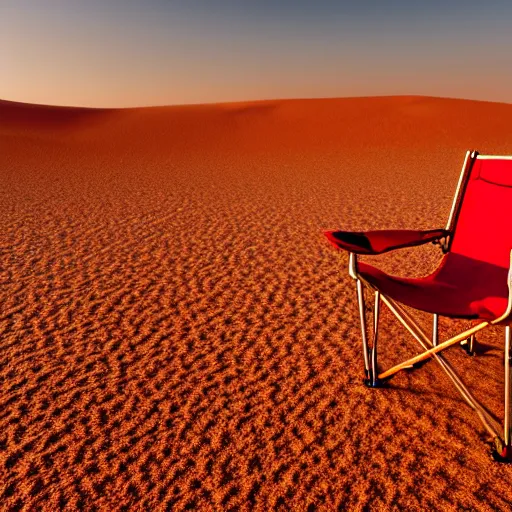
[2,96,512,511]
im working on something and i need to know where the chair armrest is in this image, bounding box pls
[324,228,449,255]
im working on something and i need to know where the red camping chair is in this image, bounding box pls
[324,150,512,461]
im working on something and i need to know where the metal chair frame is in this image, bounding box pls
[348,150,512,460]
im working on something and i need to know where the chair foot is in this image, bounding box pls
[460,337,476,356]
[491,437,512,463]
[363,376,387,388]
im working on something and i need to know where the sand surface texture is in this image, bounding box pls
[2,96,512,511]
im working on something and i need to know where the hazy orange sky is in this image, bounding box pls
[2,0,512,107]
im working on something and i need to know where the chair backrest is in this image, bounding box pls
[449,153,512,269]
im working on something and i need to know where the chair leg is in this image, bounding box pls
[469,334,476,354]
[504,326,511,451]
[460,320,477,356]
[492,326,512,462]
[356,279,370,380]
[371,291,381,387]
[432,314,439,347]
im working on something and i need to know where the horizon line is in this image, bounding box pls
[1,93,511,111]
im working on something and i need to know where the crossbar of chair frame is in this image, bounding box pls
[345,149,512,454]
[353,270,511,446]
[354,273,502,438]
[375,283,501,436]
[377,319,489,380]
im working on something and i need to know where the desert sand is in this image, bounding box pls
[2,95,512,510]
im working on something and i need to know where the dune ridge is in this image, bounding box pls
[2,96,512,510]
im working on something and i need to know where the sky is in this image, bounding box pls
[2,0,512,107]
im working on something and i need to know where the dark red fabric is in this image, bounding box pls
[324,229,448,255]
[325,157,512,321]
[358,253,508,319]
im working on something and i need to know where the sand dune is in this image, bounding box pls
[2,96,512,510]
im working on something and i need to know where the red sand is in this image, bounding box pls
[2,96,512,510]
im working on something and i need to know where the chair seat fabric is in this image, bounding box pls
[358,253,509,320]
[324,229,448,255]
